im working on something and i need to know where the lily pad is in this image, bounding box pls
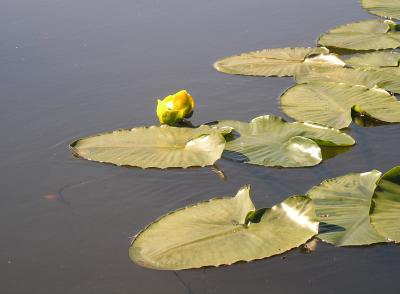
[346,51,400,68]
[307,170,387,246]
[280,81,400,129]
[318,19,400,50]
[215,115,355,168]
[213,47,344,77]
[70,125,226,169]
[345,51,400,82]
[130,186,318,270]
[361,0,400,20]
[370,166,400,243]
[295,66,400,94]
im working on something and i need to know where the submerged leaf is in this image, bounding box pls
[130,186,318,270]
[370,166,400,243]
[361,0,400,20]
[318,19,400,50]
[70,125,226,169]
[295,66,400,94]
[215,115,355,168]
[307,170,386,246]
[213,47,344,77]
[280,82,400,129]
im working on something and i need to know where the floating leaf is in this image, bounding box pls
[70,125,226,169]
[370,166,400,243]
[213,47,344,77]
[307,170,386,246]
[130,186,318,270]
[318,19,400,50]
[346,51,400,68]
[345,51,400,84]
[280,82,400,129]
[361,0,400,20]
[215,115,355,168]
[295,66,400,94]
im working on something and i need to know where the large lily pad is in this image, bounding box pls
[70,125,226,169]
[213,47,344,77]
[361,0,400,20]
[307,170,386,246]
[346,51,400,68]
[280,82,400,129]
[215,115,355,168]
[130,186,318,270]
[295,66,400,94]
[318,19,400,50]
[370,166,400,243]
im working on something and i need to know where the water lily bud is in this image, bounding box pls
[156,90,195,125]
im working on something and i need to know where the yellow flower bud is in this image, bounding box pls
[156,90,195,125]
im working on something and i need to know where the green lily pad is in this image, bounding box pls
[215,115,355,168]
[370,166,400,243]
[213,47,344,77]
[130,186,318,270]
[295,66,400,94]
[361,0,400,20]
[70,125,226,169]
[307,170,387,246]
[280,82,400,129]
[346,51,400,68]
[318,19,400,50]
[345,51,400,83]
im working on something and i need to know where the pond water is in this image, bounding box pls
[1,0,400,293]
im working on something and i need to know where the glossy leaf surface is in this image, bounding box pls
[346,51,400,68]
[318,19,400,50]
[370,166,400,243]
[307,170,386,246]
[213,47,344,77]
[295,66,400,94]
[130,186,318,270]
[70,125,226,169]
[216,115,355,167]
[280,82,400,129]
[361,0,400,20]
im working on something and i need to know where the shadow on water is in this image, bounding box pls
[325,46,377,56]
[222,150,249,163]
[223,130,241,143]
[352,116,392,128]
[351,106,393,128]
[318,222,346,234]
[320,146,352,160]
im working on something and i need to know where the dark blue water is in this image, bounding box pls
[1,0,400,293]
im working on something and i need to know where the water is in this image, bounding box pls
[1,0,400,293]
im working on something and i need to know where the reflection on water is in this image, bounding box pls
[320,145,352,160]
[211,164,227,181]
[351,106,393,128]
[299,238,319,254]
[352,115,393,128]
